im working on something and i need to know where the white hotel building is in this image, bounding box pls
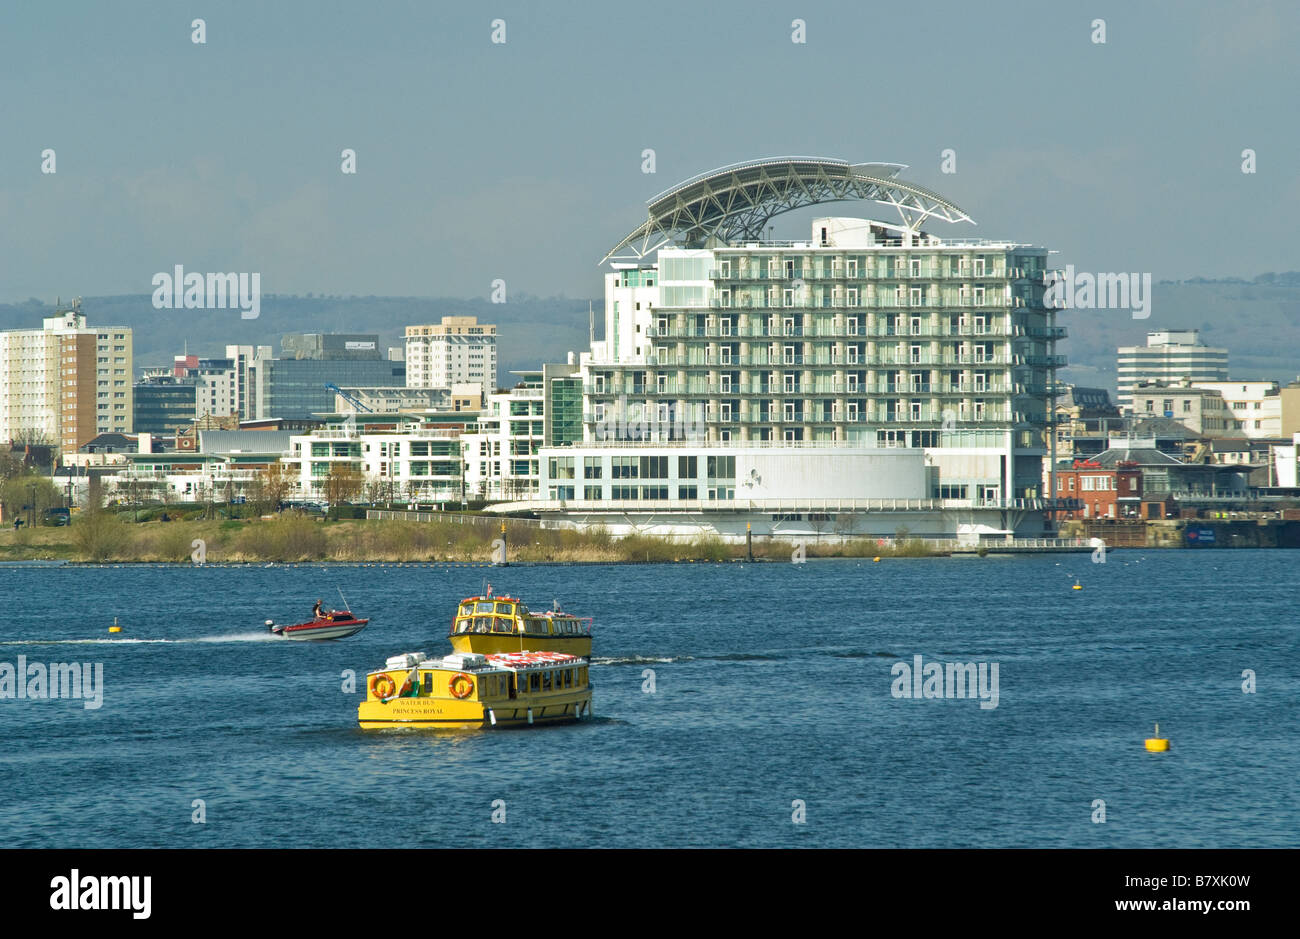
[485,158,1070,539]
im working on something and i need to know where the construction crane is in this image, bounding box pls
[324,382,373,413]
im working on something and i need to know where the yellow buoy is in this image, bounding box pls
[1144,722,1170,752]
[108,626,121,633]
[1072,579,1082,590]
[873,556,881,562]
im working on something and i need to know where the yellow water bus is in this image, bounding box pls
[357,650,592,730]
[449,594,592,658]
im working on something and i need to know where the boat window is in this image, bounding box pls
[529,673,540,692]
[422,673,432,693]
[495,602,513,616]
[455,618,471,633]
[564,669,572,688]
[542,672,552,691]
[474,617,492,633]
[474,602,494,614]
[491,617,511,633]
[459,603,474,617]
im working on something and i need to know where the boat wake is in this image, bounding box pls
[0,632,278,646]
[592,651,788,666]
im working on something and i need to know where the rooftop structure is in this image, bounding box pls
[603,158,974,262]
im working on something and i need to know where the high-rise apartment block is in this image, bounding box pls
[0,301,133,454]
[404,316,497,399]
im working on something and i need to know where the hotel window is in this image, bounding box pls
[846,402,859,422]
[910,344,923,364]
[783,289,794,307]
[910,287,923,307]
[1182,400,1192,413]
[910,258,921,277]
[846,374,859,393]
[584,485,603,500]
[846,258,858,278]
[783,345,796,365]
[783,403,796,421]
[973,257,986,276]
[847,346,859,365]
[846,316,859,336]
[973,286,985,305]
[846,288,858,307]
[719,289,731,308]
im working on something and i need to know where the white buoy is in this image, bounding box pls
[526,708,534,725]
[488,708,496,727]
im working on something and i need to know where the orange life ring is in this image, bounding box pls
[449,673,474,699]
[371,674,396,699]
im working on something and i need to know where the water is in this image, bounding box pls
[1,553,1295,848]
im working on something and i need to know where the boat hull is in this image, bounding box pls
[357,689,591,730]
[271,617,368,640]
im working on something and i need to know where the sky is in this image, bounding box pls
[1,0,1296,304]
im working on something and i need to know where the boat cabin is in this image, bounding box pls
[452,596,591,638]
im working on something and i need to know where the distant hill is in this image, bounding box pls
[4,274,1298,394]
[0,294,596,380]
[1056,273,1300,393]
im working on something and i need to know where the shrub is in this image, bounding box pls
[73,510,133,561]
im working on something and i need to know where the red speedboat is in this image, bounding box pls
[267,610,369,640]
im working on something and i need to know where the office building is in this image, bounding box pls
[1116,330,1228,412]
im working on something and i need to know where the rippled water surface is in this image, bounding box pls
[1,553,1295,847]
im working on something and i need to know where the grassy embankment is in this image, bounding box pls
[0,512,942,563]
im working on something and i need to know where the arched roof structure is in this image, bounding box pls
[602,157,974,263]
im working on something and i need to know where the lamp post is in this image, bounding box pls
[28,481,38,529]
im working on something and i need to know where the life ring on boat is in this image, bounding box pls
[449,673,474,699]
[371,674,396,699]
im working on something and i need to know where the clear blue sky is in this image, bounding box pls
[1,0,1295,302]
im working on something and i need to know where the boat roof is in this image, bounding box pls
[486,652,583,669]
[458,596,586,618]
